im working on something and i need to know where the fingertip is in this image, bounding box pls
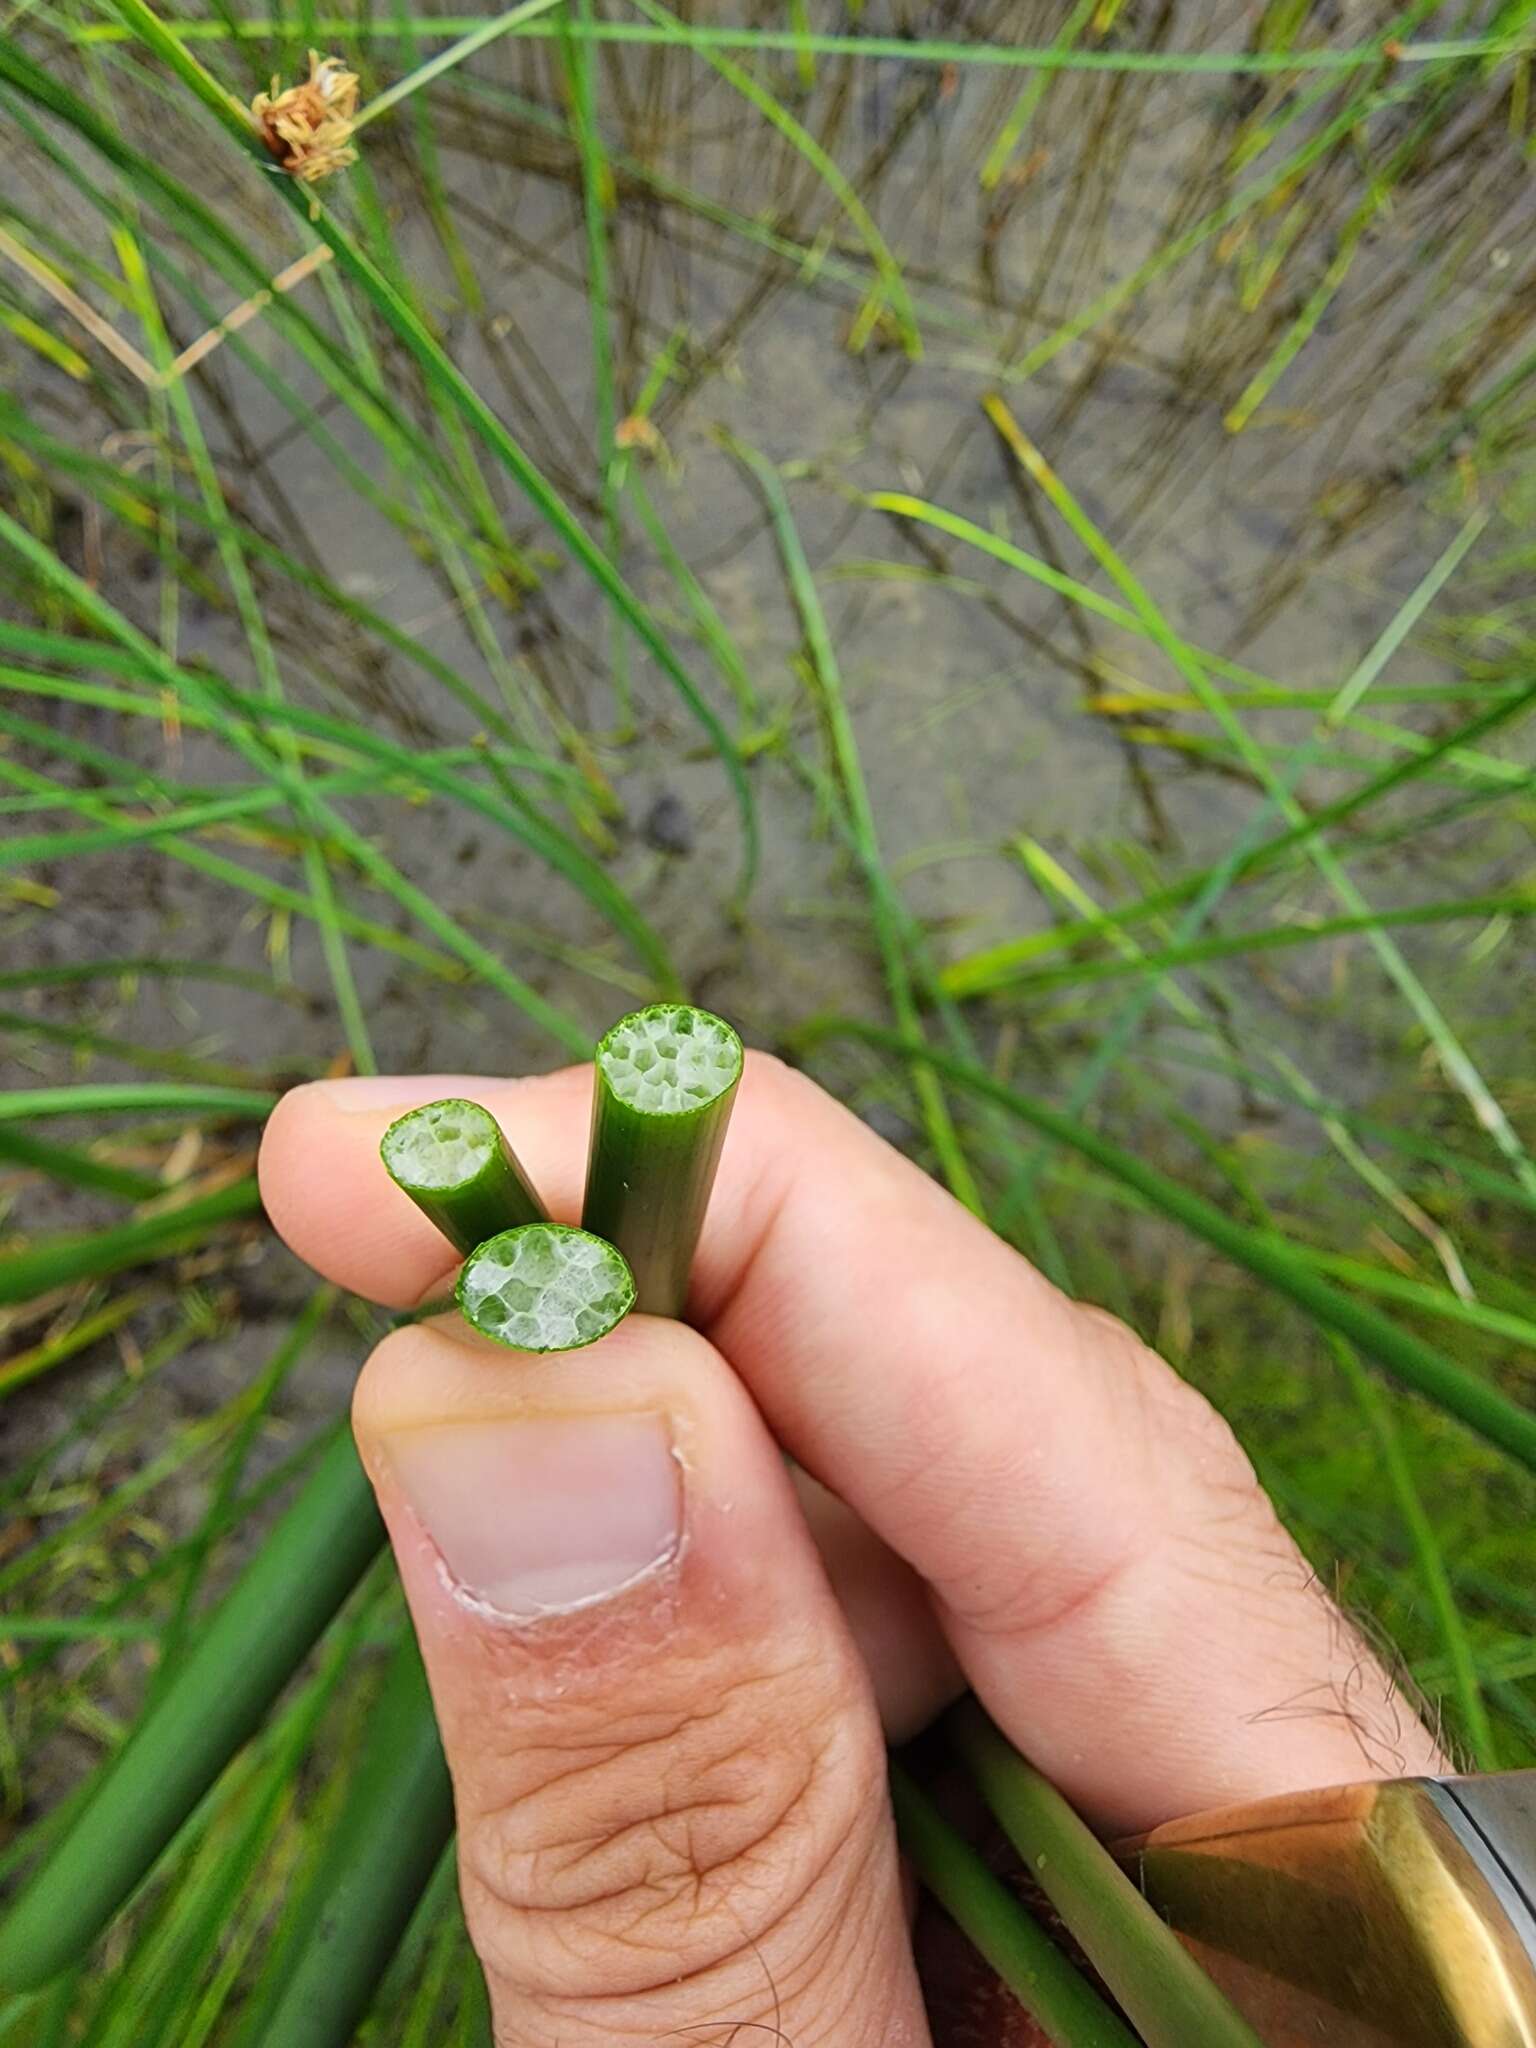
[260,1082,455,1307]
[353,1311,720,1442]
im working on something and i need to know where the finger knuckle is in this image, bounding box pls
[946,1308,1275,1645]
[1080,1304,1259,1486]
[1081,1310,1303,1592]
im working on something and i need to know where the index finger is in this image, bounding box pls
[258,1058,1442,1829]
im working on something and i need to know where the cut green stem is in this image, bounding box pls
[381,1098,546,1255]
[0,1425,383,1991]
[952,1703,1264,2048]
[889,1763,1137,2048]
[457,1224,635,1351]
[580,1005,743,1317]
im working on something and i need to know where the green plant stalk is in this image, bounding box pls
[0,651,670,993]
[381,1099,547,1255]
[560,0,629,729]
[0,1006,265,1089]
[0,1085,275,1124]
[233,1634,453,2048]
[0,402,567,762]
[83,1553,380,2048]
[0,1426,384,1990]
[62,15,1536,70]
[952,1704,1264,2048]
[1324,1335,1499,1768]
[728,436,982,1216]
[0,742,465,990]
[581,1005,743,1317]
[980,0,1098,188]
[111,223,377,1080]
[627,0,919,357]
[0,1294,155,1403]
[0,1179,262,1308]
[0,1127,163,1202]
[889,1764,1137,2048]
[806,1024,1536,1474]
[153,1294,334,1704]
[984,417,1530,1203]
[980,889,1536,998]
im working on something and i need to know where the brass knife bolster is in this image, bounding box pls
[1119,1774,1536,2048]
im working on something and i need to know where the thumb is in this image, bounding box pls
[353,1312,929,2048]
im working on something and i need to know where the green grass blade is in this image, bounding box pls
[84,0,754,893]
[1325,1338,1499,1767]
[0,1129,163,1203]
[0,1086,274,1124]
[64,16,1536,76]
[625,0,920,358]
[980,411,1532,1197]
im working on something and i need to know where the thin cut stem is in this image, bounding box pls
[382,1098,546,1255]
[581,1005,742,1317]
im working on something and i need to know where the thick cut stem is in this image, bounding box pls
[457,1223,635,1351]
[581,1004,742,1316]
[0,1426,383,1991]
[381,1097,546,1255]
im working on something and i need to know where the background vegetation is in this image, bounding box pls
[2,0,1534,2039]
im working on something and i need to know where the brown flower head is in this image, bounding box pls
[251,52,360,186]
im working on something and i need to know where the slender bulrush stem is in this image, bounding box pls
[234,1634,453,2048]
[0,1426,383,1991]
[381,1097,546,1254]
[457,1224,635,1351]
[581,1004,742,1317]
[0,1177,262,1307]
[889,1763,1137,2048]
[952,1703,1265,2048]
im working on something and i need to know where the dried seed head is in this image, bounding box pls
[251,51,360,186]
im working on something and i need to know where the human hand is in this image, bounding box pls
[259,1054,1444,2047]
